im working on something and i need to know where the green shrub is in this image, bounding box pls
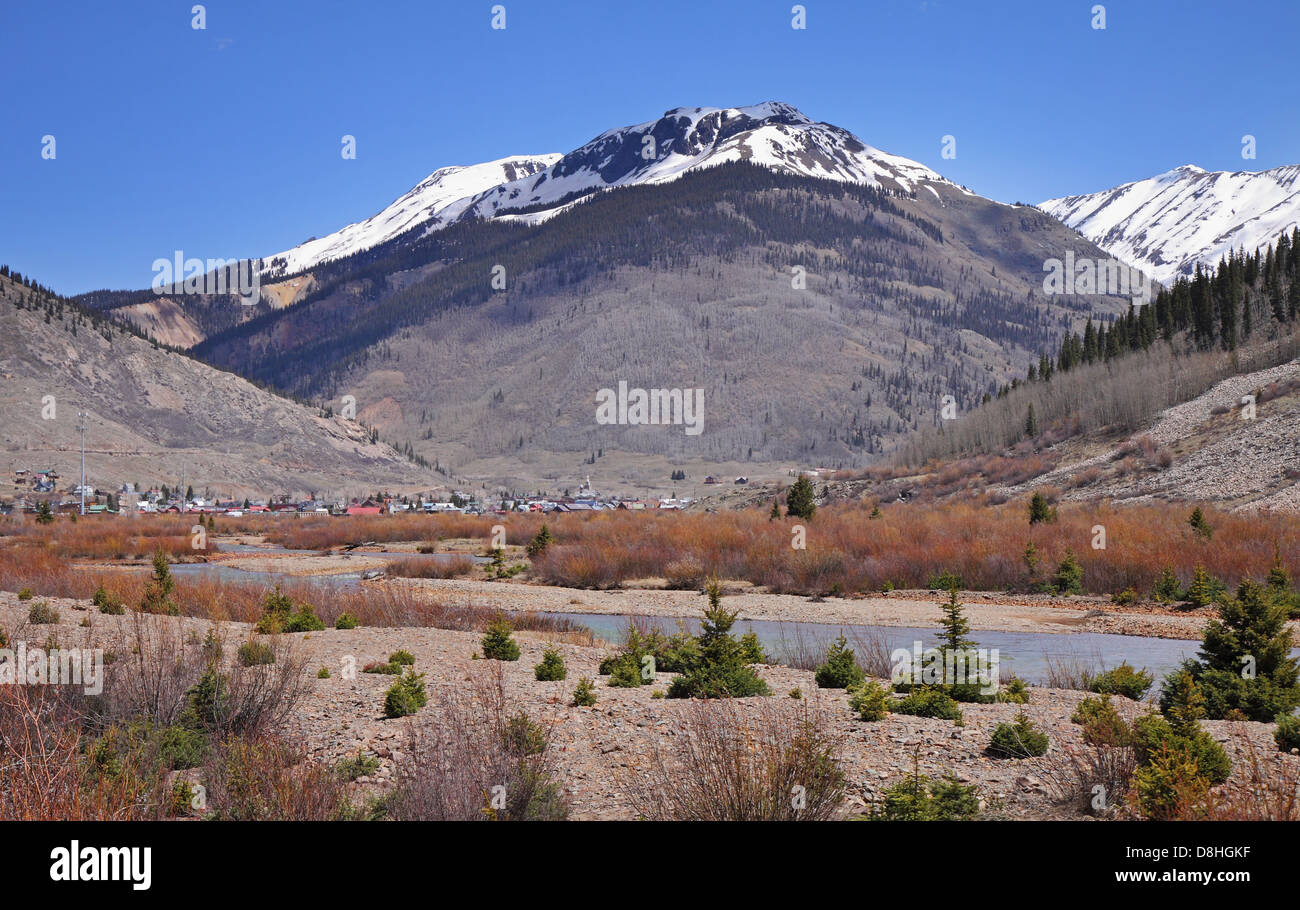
[871,773,981,820]
[92,584,125,615]
[926,570,964,590]
[571,677,597,707]
[1132,713,1231,786]
[1175,581,1300,721]
[600,625,697,677]
[183,669,229,731]
[848,682,891,721]
[1152,566,1183,603]
[534,647,567,681]
[1051,550,1084,595]
[317,666,331,679]
[335,612,359,630]
[1027,492,1056,525]
[388,650,415,666]
[525,523,554,558]
[738,631,766,664]
[480,618,521,661]
[200,629,222,665]
[383,669,427,718]
[237,641,275,666]
[254,586,324,633]
[156,724,207,771]
[814,634,865,689]
[656,632,701,673]
[89,721,207,777]
[891,687,962,722]
[140,550,178,615]
[1184,564,1225,608]
[1188,507,1213,540]
[363,660,402,674]
[1089,662,1154,700]
[503,712,547,756]
[788,687,802,699]
[1133,741,1212,820]
[785,475,816,520]
[17,588,33,601]
[1071,695,1131,746]
[170,780,197,816]
[997,677,1030,704]
[988,712,1049,758]
[608,660,643,688]
[335,751,379,780]
[666,581,770,699]
[667,662,770,699]
[283,604,326,633]
[28,602,59,624]
[1111,588,1140,606]
[1274,714,1300,753]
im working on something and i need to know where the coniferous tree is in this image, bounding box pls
[785,475,816,520]
[1188,507,1213,540]
[1169,580,1300,721]
[938,584,974,655]
[1027,492,1055,525]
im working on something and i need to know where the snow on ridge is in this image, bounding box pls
[261,154,560,278]
[258,103,967,276]
[1039,163,1300,285]
[452,102,955,225]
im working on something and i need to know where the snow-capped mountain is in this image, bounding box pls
[261,155,560,278]
[260,103,961,278]
[441,102,957,228]
[1039,164,1300,285]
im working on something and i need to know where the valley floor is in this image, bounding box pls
[4,586,1294,822]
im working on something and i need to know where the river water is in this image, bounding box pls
[169,553,1297,686]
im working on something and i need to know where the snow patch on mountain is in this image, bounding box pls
[1039,164,1300,285]
[442,102,957,227]
[261,155,560,278]
[258,103,966,276]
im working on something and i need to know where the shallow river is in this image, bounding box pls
[165,553,1265,684]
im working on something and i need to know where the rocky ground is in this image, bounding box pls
[997,359,1300,511]
[3,587,1296,821]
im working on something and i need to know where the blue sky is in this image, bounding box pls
[3,0,1297,295]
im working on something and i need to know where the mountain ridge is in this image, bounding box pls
[1039,163,1300,285]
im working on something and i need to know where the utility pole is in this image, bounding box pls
[76,412,87,515]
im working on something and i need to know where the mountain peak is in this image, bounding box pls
[660,100,812,124]
[453,102,949,227]
[1040,163,1300,284]
[261,103,953,278]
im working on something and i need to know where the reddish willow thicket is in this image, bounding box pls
[524,501,1297,595]
[1,501,1295,605]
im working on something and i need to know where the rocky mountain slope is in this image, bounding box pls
[1040,164,1300,285]
[0,272,436,498]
